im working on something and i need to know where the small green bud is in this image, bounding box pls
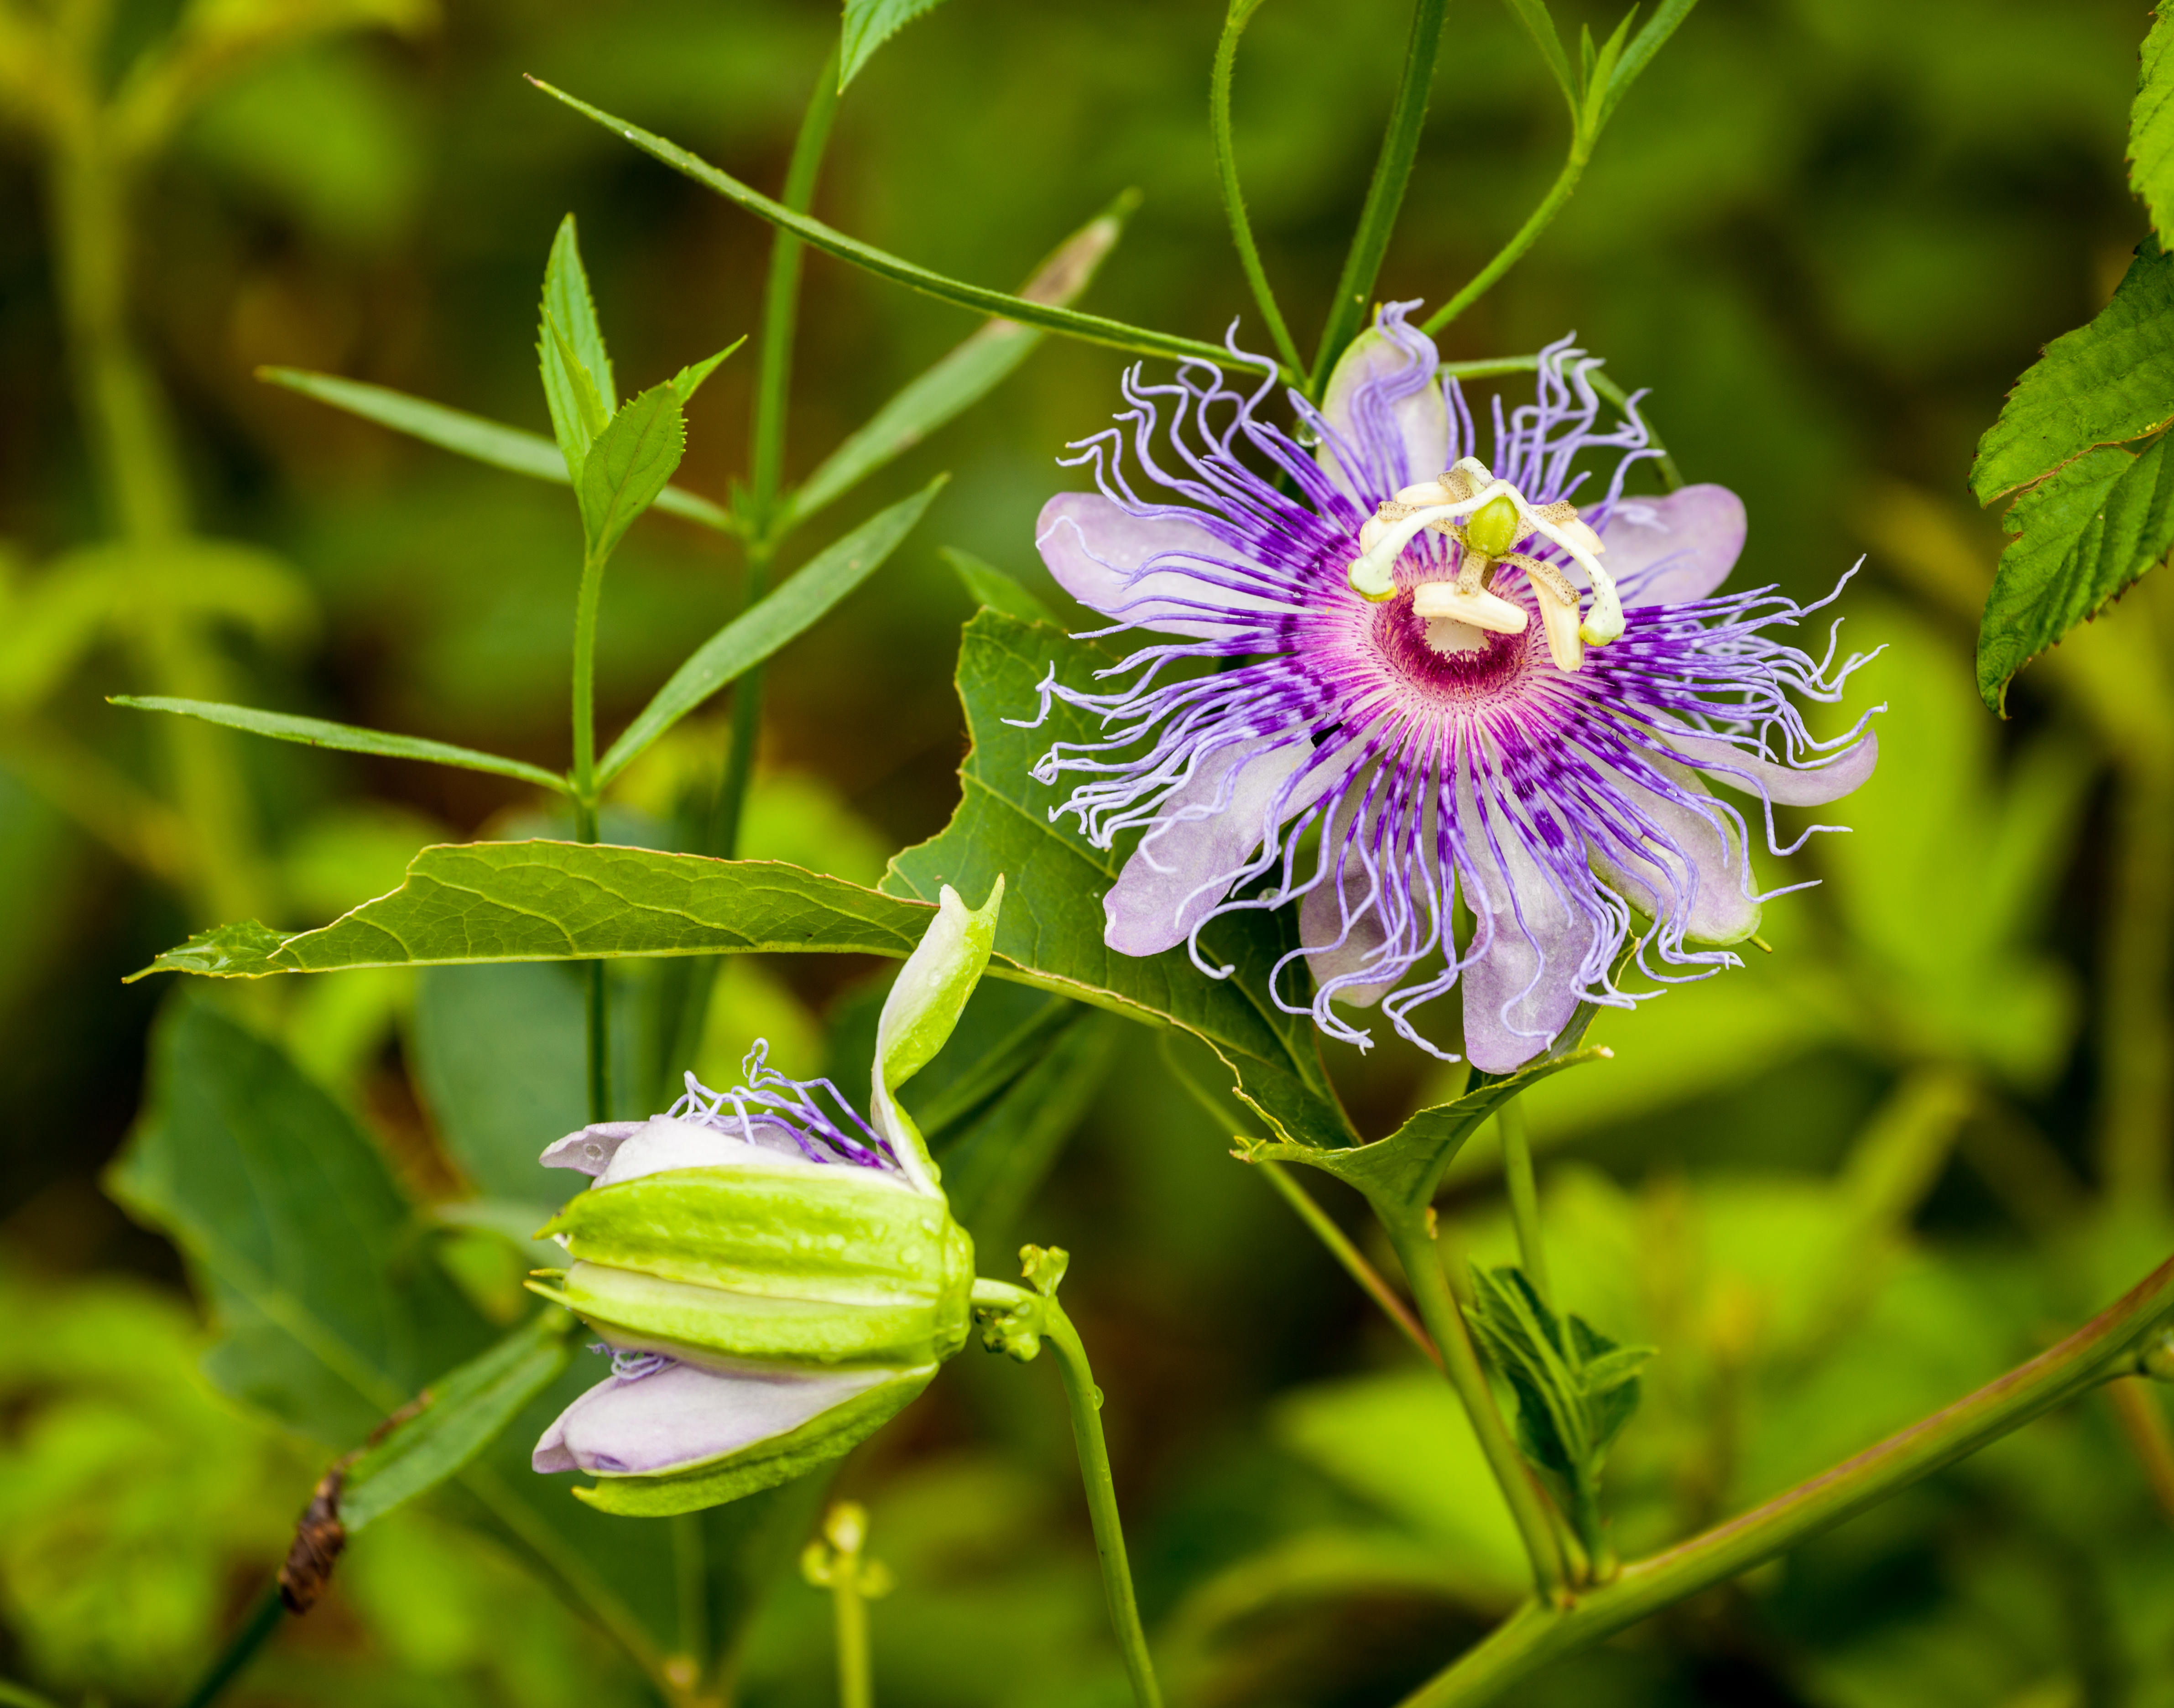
[1464,493,1523,561]
[2140,1325,2174,1382]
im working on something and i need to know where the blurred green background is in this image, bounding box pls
[5,0,2174,1704]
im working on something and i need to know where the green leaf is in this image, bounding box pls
[129,919,290,981]
[106,998,496,1445]
[597,478,943,785]
[1594,0,1696,134]
[882,610,1355,1148]
[1971,240,2174,505]
[1239,1029,1609,1214]
[935,1006,1123,1255]
[411,963,590,1202]
[256,366,737,533]
[839,0,950,89]
[1465,1265,1653,1478]
[1977,435,2174,712]
[339,1308,577,1532]
[2133,4,2174,240]
[538,215,615,476]
[577,382,687,562]
[525,79,1280,380]
[786,198,1131,526]
[108,696,568,792]
[943,546,1055,624]
[669,338,743,404]
[1498,0,1578,115]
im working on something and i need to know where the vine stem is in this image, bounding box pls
[569,553,610,1123]
[1210,0,1305,380]
[1378,1211,1570,1601]
[1308,0,1448,395]
[1396,1244,2174,1708]
[174,1584,284,1708]
[1043,1300,1164,1708]
[1496,1100,1551,1302]
[1420,145,1586,338]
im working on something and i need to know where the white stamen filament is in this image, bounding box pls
[1344,455,1624,646]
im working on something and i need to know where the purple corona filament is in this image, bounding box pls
[669,1043,897,1171]
[1025,302,1881,1074]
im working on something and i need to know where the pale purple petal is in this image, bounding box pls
[1587,772,1761,945]
[1104,737,1316,956]
[1313,305,1449,502]
[1660,727,1879,807]
[532,1359,890,1476]
[540,1122,646,1177]
[1601,485,1746,605]
[1035,494,1291,637]
[591,1114,818,1188]
[1460,792,1601,1076]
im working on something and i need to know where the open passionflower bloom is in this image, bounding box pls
[1027,303,1879,1071]
[528,880,1001,1515]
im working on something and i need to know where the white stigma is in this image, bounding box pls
[1344,457,1625,666]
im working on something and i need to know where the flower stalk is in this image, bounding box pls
[974,1253,1164,1708]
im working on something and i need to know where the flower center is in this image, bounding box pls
[1343,457,1622,672]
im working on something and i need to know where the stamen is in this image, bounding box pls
[1412,580,1527,634]
[1516,553,1585,672]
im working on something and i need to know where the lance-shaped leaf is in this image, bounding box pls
[839,0,951,89]
[339,1308,578,1532]
[786,198,1132,527]
[943,546,1055,624]
[109,696,569,792]
[538,215,615,477]
[1238,1026,1609,1215]
[596,478,942,785]
[258,367,738,533]
[526,79,1283,379]
[578,383,688,562]
[1465,1265,1653,1480]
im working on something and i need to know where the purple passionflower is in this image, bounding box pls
[1027,304,1878,1073]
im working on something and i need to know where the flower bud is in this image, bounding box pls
[527,881,1002,1515]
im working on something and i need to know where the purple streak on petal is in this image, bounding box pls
[1307,301,1449,503]
[540,1122,646,1176]
[1602,485,1747,606]
[532,1357,890,1477]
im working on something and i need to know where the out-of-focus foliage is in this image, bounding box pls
[5,0,2174,1704]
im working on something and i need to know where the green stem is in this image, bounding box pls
[1308,0,1449,394]
[1042,1298,1166,1708]
[1496,1100,1550,1303]
[1258,1160,1441,1370]
[571,785,610,1122]
[1421,143,1587,338]
[834,1553,873,1708]
[1379,1212,1569,1601]
[672,1512,709,1683]
[746,47,841,545]
[1210,0,1305,380]
[1396,1245,2174,1708]
[176,1583,284,1708]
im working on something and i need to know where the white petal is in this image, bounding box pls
[1598,484,1746,605]
[1104,737,1356,957]
[1586,770,1760,945]
[533,1359,889,1476]
[1035,494,1290,637]
[1458,784,1601,1075]
[1315,321,1449,503]
[539,1121,646,1177]
[593,1115,812,1188]
[1660,726,1880,807]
